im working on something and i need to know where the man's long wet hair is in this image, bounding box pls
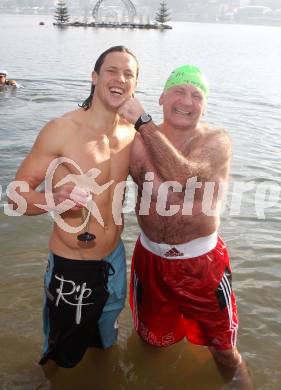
[79,45,139,111]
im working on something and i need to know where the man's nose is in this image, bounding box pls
[182,93,193,105]
[115,72,125,83]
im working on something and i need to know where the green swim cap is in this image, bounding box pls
[164,65,209,97]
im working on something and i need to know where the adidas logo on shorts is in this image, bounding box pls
[164,247,184,257]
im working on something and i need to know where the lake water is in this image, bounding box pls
[0,14,281,390]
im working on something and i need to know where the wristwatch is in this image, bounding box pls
[134,113,152,131]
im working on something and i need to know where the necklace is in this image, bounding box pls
[77,206,96,242]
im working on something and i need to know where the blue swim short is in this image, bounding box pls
[40,241,126,368]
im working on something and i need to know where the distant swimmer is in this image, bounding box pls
[0,70,20,88]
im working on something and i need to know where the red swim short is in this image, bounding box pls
[130,236,238,350]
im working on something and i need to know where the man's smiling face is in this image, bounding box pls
[92,51,138,111]
[160,84,206,130]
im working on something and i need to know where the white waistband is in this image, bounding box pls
[140,230,218,259]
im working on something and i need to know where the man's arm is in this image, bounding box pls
[137,122,231,184]
[6,80,19,87]
[119,97,231,185]
[9,119,88,215]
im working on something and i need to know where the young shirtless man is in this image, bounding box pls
[10,46,138,368]
[119,65,253,388]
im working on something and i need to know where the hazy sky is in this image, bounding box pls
[1,0,189,12]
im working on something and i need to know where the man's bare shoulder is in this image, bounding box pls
[31,113,79,158]
[40,112,79,137]
[62,108,82,121]
[201,124,231,151]
[60,109,84,129]
[202,123,230,138]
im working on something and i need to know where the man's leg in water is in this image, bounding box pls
[209,346,254,389]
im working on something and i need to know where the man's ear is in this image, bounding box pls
[202,100,207,116]
[159,92,164,106]
[92,71,98,85]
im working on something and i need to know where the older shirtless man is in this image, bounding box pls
[119,65,253,387]
[11,46,138,368]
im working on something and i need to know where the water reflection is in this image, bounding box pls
[45,330,223,390]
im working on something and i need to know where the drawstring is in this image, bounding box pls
[102,262,115,285]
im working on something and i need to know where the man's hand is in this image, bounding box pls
[118,97,145,126]
[7,80,18,87]
[52,185,92,213]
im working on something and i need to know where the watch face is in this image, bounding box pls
[135,113,152,131]
[141,113,152,123]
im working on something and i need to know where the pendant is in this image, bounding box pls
[77,232,96,242]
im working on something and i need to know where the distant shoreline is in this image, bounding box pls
[53,21,172,30]
[1,12,280,28]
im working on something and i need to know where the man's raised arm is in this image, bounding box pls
[119,97,231,185]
